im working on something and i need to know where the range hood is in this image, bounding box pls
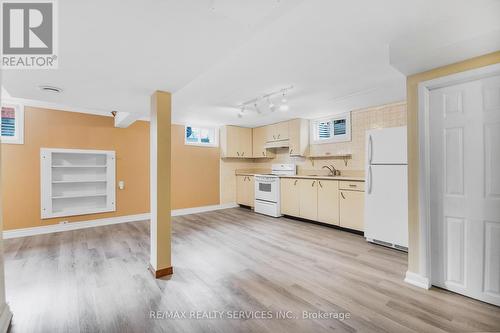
[265,139,289,149]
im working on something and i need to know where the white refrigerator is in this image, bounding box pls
[365,126,408,250]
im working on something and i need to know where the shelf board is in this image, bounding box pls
[51,206,111,217]
[52,193,107,200]
[52,165,106,168]
[308,154,352,159]
[52,180,107,184]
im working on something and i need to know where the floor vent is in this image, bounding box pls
[368,238,408,252]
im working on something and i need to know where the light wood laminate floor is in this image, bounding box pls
[4,208,500,332]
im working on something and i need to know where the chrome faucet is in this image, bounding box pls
[322,165,340,176]
[322,165,334,176]
[331,165,340,176]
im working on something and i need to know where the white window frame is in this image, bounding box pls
[184,125,219,147]
[310,112,351,144]
[1,100,24,145]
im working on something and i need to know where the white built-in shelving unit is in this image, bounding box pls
[40,148,116,219]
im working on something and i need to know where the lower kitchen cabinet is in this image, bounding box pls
[236,175,254,207]
[280,177,364,232]
[280,178,300,216]
[339,189,364,231]
[299,179,318,221]
[317,180,339,225]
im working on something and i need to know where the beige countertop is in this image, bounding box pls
[279,174,364,182]
[235,170,364,182]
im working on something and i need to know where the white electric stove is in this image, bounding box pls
[254,164,296,217]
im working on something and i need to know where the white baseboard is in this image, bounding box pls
[2,203,240,239]
[0,303,12,333]
[171,202,238,216]
[2,213,150,239]
[404,270,431,289]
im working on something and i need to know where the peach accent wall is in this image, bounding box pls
[171,124,220,209]
[1,108,222,231]
[1,107,150,231]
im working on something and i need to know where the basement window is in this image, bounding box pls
[1,102,24,145]
[310,112,351,144]
[185,125,218,147]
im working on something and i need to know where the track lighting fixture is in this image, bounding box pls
[236,85,293,118]
[238,106,245,118]
[267,97,276,112]
[254,102,261,114]
[279,90,289,112]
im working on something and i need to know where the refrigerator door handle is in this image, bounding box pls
[368,165,373,194]
[368,134,373,164]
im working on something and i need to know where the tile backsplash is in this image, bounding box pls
[220,101,407,203]
[253,101,407,174]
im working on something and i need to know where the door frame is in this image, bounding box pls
[414,62,500,288]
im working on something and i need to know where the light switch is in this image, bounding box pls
[118,180,125,190]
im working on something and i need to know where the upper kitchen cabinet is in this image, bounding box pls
[266,121,289,143]
[252,126,275,158]
[220,125,253,158]
[288,118,309,156]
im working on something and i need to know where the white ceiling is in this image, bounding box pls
[2,0,499,127]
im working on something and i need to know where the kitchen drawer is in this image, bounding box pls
[339,181,364,192]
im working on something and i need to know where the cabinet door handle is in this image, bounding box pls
[319,181,323,188]
[237,151,240,157]
[273,135,276,140]
[241,151,245,157]
[294,180,298,185]
[262,151,265,157]
[341,192,346,199]
[349,184,356,188]
[312,181,316,187]
[289,148,293,155]
[277,134,280,139]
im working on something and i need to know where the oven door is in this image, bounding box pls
[254,176,278,202]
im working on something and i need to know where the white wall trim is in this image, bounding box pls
[416,62,500,286]
[171,202,238,216]
[0,303,12,333]
[404,271,431,289]
[2,203,239,239]
[2,213,150,239]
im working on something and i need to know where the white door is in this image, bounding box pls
[365,164,408,248]
[429,75,500,306]
[367,127,407,164]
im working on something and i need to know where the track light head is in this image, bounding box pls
[267,98,276,112]
[279,104,289,112]
[254,102,261,114]
[237,106,245,118]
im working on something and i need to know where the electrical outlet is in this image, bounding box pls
[59,220,69,224]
